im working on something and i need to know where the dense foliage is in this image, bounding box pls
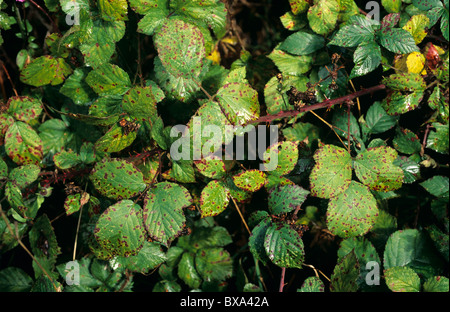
[0,0,448,293]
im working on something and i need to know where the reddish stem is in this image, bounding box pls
[252,84,386,124]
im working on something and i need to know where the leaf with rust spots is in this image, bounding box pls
[20,55,72,87]
[200,180,230,218]
[94,200,145,258]
[327,181,378,238]
[268,184,309,215]
[5,121,43,166]
[90,158,146,200]
[7,96,43,123]
[354,146,404,191]
[143,182,192,246]
[154,19,206,80]
[232,169,266,192]
[309,144,352,199]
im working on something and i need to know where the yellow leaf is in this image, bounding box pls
[406,52,426,75]
[402,14,429,44]
[206,49,221,65]
[221,36,238,46]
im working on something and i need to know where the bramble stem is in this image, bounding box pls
[251,84,386,124]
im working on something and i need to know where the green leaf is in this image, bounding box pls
[382,90,424,115]
[5,121,43,166]
[349,41,382,79]
[64,192,89,215]
[279,31,325,55]
[94,200,145,258]
[216,82,260,126]
[153,56,201,102]
[383,72,426,91]
[98,0,128,21]
[309,144,352,199]
[200,180,230,218]
[428,86,449,124]
[363,101,399,134]
[330,251,360,292]
[89,158,146,200]
[393,156,421,184]
[426,225,449,262]
[0,158,8,180]
[143,182,193,246]
[280,11,308,31]
[426,123,449,154]
[307,0,339,35]
[289,0,310,14]
[85,64,131,96]
[194,155,226,179]
[264,223,305,269]
[8,164,40,189]
[412,0,443,11]
[378,27,419,54]
[262,141,299,176]
[267,46,313,76]
[53,150,80,170]
[392,127,422,154]
[6,96,42,123]
[60,68,96,105]
[232,169,266,192]
[423,276,450,292]
[249,218,271,265]
[79,19,126,68]
[94,122,138,153]
[178,252,202,289]
[154,19,205,79]
[20,55,72,87]
[384,229,444,278]
[420,175,449,198]
[28,214,61,277]
[328,15,377,47]
[122,86,158,122]
[297,276,325,292]
[0,267,33,292]
[327,181,378,238]
[268,184,309,215]
[169,0,227,39]
[384,266,421,292]
[382,0,402,13]
[113,241,167,274]
[195,247,233,282]
[132,0,170,36]
[354,146,404,191]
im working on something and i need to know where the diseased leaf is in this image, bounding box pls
[89,158,146,200]
[85,64,131,96]
[6,96,42,123]
[326,181,378,238]
[154,19,205,79]
[309,144,352,199]
[94,200,145,258]
[264,223,305,269]
[385,266,421,292]
[200,180,230,218]
[20,55,72,87]
[354,146,404,191]
[268,184,309,215]
[307,0,339,35]
[232,169,266,192]
[5,121,43,166]
[143,182,193,246]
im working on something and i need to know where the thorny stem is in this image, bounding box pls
[251,84,387,124]
[279,267,286,292]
